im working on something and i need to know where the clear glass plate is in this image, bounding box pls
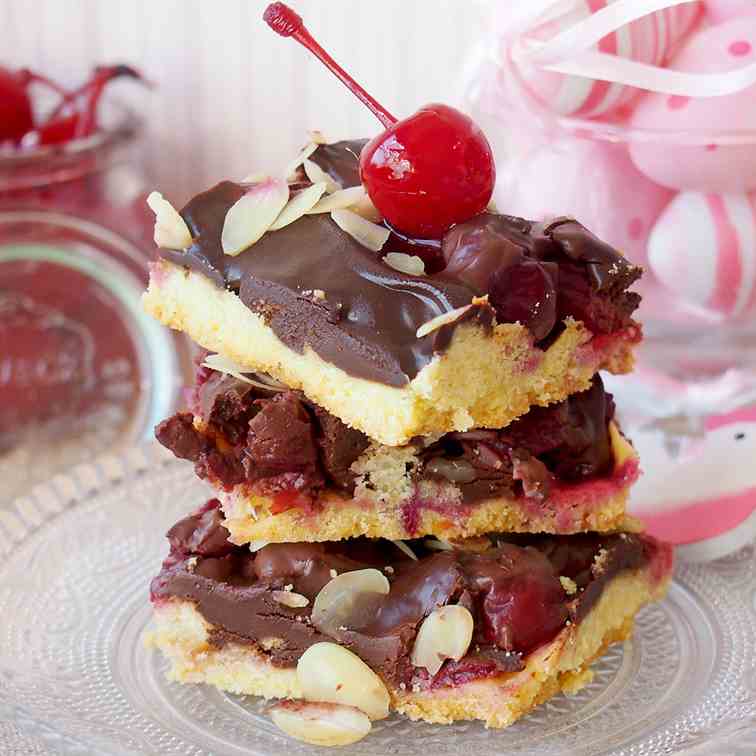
[0,444,755,756]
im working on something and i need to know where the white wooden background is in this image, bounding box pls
[3,0,489,205]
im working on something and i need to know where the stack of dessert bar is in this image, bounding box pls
[144,138,673,746]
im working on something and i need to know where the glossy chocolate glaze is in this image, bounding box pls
[159,141,640,386]
[163,188,483,386]
[310,139,367,188]
[151,500,662,686]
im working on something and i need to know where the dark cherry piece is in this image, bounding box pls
[264,2,496,238]
[441,213,526,291]
[489,260,558,342]
[465,544,568,654]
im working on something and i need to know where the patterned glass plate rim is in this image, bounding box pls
[0,443,755,756]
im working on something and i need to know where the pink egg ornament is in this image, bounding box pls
[705,0,756,24]
[503,138,673,264]
[630,405,756,561]
[647,190,756,317]
[510,0,701,119]
[630,17,756,192]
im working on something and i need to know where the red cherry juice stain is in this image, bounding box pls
[729,40,752,57]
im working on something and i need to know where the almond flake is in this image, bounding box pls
[308,129,328,145]
[272,590,310,608]
[201,354,285,393]
[330,209,389,252]
[391,540,418,561]
[350,194,383,223]
[384,252,426,277]
[560,576,578,595]
[297,643,390,720]
[416,304,473,339]
[307,185,367,214]
[304,158,341,193]
[285,142,319,180]
[411,605,474,675]
[221,177,289,256]
[269,182,327,230]
[423,538,453,552]
[269,700,371,747]
[249,540,270,552]
[146,191,192,250]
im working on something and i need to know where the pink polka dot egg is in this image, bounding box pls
[511,0,700,119]
[648,191,756,318]
[630,17,756,193]
[504,137,672,264]
[705,0,756,24]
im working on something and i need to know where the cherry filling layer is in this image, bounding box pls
[151,499,670,688]
[155,364,627,519]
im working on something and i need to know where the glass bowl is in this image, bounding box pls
[0,446,754,755]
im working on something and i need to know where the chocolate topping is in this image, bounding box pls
[310,139,367,189]
[164,203,480,386]
[152,500,663,686]
[244,393,322,483]
[159,140,640,387]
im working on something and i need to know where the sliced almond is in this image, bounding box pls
[221,177,289,256]
[416,304,472,339]
[384,252,426,277]
[201,354,285,393]
[284,142,319,180]
[248,540,270,552]
[411,605,474,676]
[304,157,341,193]
[312,568,389,637]
[307,185,367,214]
[560,576,578,595]
[308,129,328,145]
[272,590,310,608]
[297,642,390,720]
[201,353,253,383]
[391,539,418,561]
[269,182,327,230]
[146,191,192,250]
[351,193,383,223]
[330,208,390,252]
[424,538,454,552]
[269,700,371,747]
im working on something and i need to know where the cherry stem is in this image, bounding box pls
[45,64,146,133]
[17,69,67,96]
[263,2,396,128]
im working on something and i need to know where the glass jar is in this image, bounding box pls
[464,49,756,423]
[0,102,192,502]
[462,32,756,559]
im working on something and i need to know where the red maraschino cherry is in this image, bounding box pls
[263,2,496,239]
[0,66,66,144]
